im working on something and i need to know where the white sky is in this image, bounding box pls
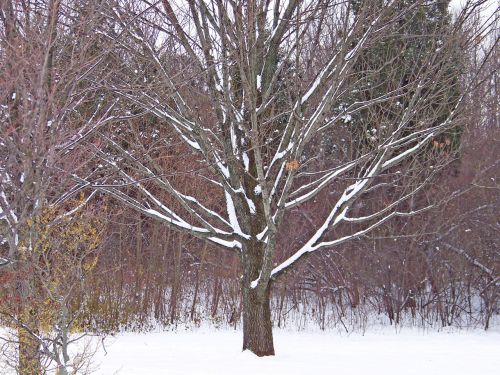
[450,0,498,19]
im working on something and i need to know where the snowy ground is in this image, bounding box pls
[90,327,500,375]
[1,326,498,374]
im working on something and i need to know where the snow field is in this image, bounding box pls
[93,327,500,375]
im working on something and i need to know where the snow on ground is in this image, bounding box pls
[91,327,500,375]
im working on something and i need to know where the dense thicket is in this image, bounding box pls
[68,0,498,335]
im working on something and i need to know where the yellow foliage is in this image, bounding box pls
[27,201,103,334]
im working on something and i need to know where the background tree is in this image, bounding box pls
[0,0,114,372]
[341,0,462,158]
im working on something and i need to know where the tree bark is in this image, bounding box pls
[13,248,42,375]
[242,242,274,357]
[242,283,275,356]
[18,303,40,375]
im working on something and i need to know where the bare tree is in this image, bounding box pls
[80,0,496,356]
[0,0,114,372]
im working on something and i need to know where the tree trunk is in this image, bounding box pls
[169,234,183,324]
[190,243,208,322]
[18,305,40,375]
[18,329,40,375]
[242,283,275,356]
[16,258,41,375]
